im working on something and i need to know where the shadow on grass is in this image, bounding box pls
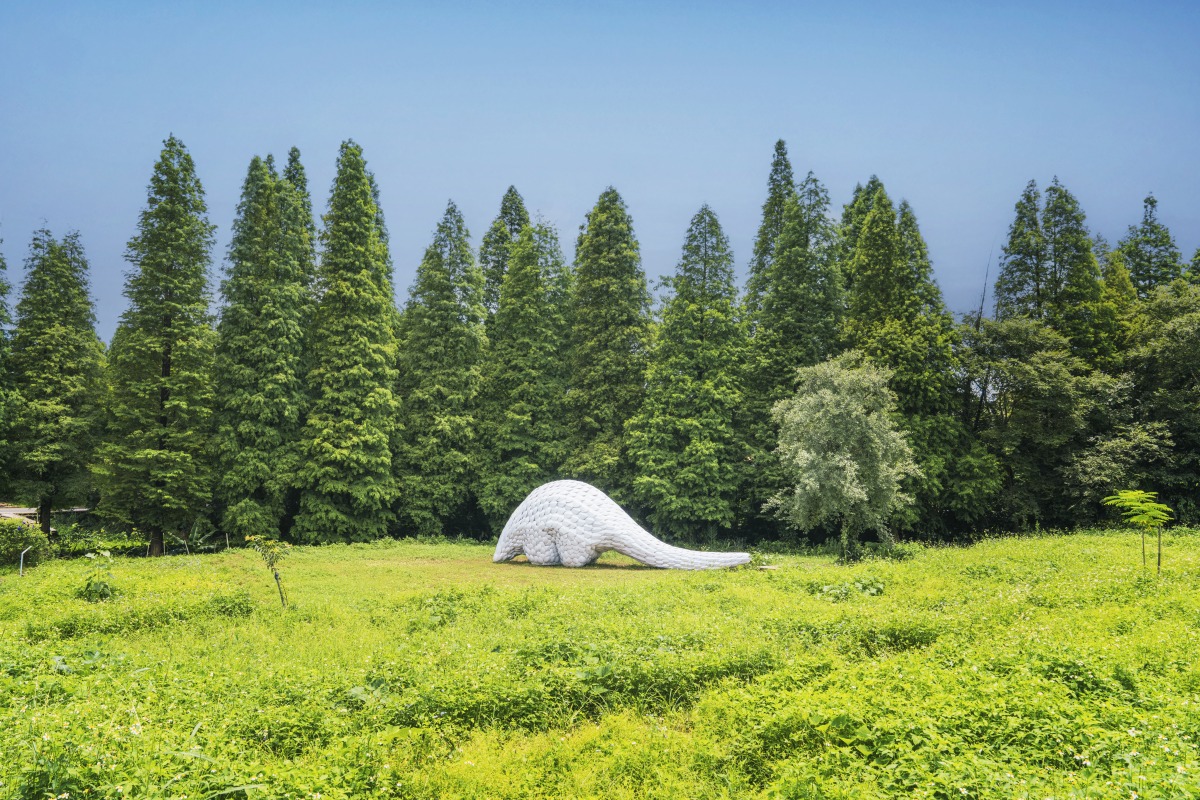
[494,557,658,571]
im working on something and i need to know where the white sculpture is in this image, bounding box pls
[494,480,750,570]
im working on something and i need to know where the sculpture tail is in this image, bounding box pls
[613,533,751,570]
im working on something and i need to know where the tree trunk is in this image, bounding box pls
[38,497,53,536]
[148,526,165,557]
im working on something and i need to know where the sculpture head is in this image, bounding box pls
[493,524,524,562]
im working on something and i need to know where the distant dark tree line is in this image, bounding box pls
[1,136,1198,552]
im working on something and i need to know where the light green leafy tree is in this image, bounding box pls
[1102,489,1173,574]
[627,205,747,540]
[212,154,313,541]
[770,351,919,561]
[96,136,217,556]
[395,201,488,537]
[563,187,650,500]
[476,221,572,531]
[291,141,399,543]
[8,230,106,534]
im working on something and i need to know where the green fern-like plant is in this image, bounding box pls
[1102,489,1173,575]
[246,535,291,608]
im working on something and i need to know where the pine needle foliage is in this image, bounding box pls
[479,186,531,318]
[282,147,318,286]
[744,140,796,322]
[837,174,886,293]
[1117,194,1183,297]
[8,230,105,532]
[0,240,15,486]
[741,173,842,534]
[1042,179,1104,358]
[96,136,217,556]
[627,205,747,539]
[844,186,998,534]
[395,201,488,537]
[563,188,650,499]
[994,180,1047,321]
[476,222,572,531]
[291,141,399,544]
[212,154,313,541]
[994,179,1106,363]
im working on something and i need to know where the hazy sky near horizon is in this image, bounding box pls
[1,1,1197,341]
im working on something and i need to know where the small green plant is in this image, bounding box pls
[77,551,117,601]
[247,535,291,609]
[1103,489,1174,575]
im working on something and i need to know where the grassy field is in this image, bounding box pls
[2,531,1199,799]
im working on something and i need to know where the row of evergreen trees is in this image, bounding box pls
[1,136,1198,552]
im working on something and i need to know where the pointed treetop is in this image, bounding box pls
[480,186,531,316]
[994,178,1046,320]
[847,185,901,324]
[284,147,309,195]
[675,203,736,302]
[745,140,797,315]
[897,199,946,313]
[498,186,529,234]
[1119,192,1183,296]
[839,174,887,286]
[321,140,392,288]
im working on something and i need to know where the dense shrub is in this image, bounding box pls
[0,518,53,567]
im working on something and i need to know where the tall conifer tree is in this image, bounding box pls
[564,188,650,499]
[96,136,217,555]
[994,180,1047,320]
[1118,194,1183,296]
[476,222,572,530]
[845,187,998,532]
[627,205,747,539]
[837,175,886,292]
[291,141,399,543]
[8,231,105,532]
[0,240,14,484]
[394,201,488,536]
[741,173,843,533]
[282,147,319,294]
[1042,179,1103,360]
[479,186,530,318]
[211,155,313,540]
[744,140,795,321]
[994,179,1106,364]
[1088,236,1138,373]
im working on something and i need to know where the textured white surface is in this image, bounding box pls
[494,480,750,570]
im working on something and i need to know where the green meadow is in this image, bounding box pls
[2,532,1199,799]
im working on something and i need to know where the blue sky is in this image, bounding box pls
[1,1,1197,341]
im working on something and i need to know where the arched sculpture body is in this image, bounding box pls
[494,480,750,570]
